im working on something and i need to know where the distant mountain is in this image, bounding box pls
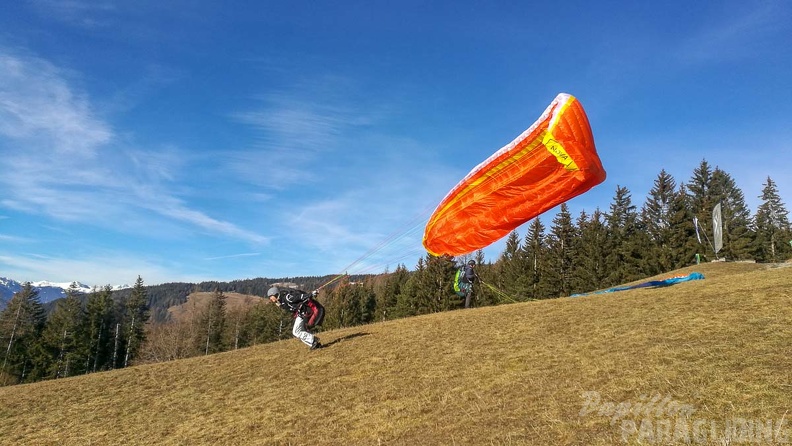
[0,277,131,310]
[0,277,23,308]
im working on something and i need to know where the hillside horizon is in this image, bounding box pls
[1,262,790,445]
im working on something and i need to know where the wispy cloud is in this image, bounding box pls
[261,130,459,273]
[204,252,261,261]
[156,203,270,245]
[28,0,119,29]
[0,52,112,155]
[223,76,467,273]
[675,2,789,64]
[230,82,375,189]
[238,96,349,148]
[0,252,199,286]
[0,49,268,245]
[0,234,33,243]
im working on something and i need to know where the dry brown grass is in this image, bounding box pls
[1,262,790,445]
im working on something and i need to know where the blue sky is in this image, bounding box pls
[1,1,790,287]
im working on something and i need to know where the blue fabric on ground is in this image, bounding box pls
[571,272,704,297]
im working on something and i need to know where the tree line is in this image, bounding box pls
[0,277,148,385]
[1,160,789,385]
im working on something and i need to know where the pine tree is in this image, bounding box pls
[754,177,792,262]
[359,280,378,324]
[321,281,345,329]
[604,185,643,285]
[544,204,577,297]
[498,231,528,299]
[346,281,377,325]
[84,285,116,373]
[326,278,367,328]
[338,283,359,327]
[349,284,364,326]
[123,276,149,367]
[0,283,46,385]
[414,254,459,312]
[667,184,700,267]
[243,299,286,344]
[406,256,428,313]
[33,283,85,379]
[572,209,609,293]
[520,218,548,300]
[641,170,677,273]
[470,250,495,307]
[332,282,364,327]
[199,288,226,355]
[224,295,256,350]
[688,159,715,220]
[376,264,409,321]
[393,259,423,318]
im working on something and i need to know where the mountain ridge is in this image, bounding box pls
[0,277,131,309]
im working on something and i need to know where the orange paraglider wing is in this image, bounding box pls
[422,93,606,256]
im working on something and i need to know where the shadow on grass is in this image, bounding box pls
[323,332,370,348]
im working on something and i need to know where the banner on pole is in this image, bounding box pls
[693,217,702,244]
[713,202,723,255]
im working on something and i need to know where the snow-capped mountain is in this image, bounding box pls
[30,280,95,294]
[0,277,131,310]
[0,277,23,306]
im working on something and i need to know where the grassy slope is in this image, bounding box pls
[0,263,790,445]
